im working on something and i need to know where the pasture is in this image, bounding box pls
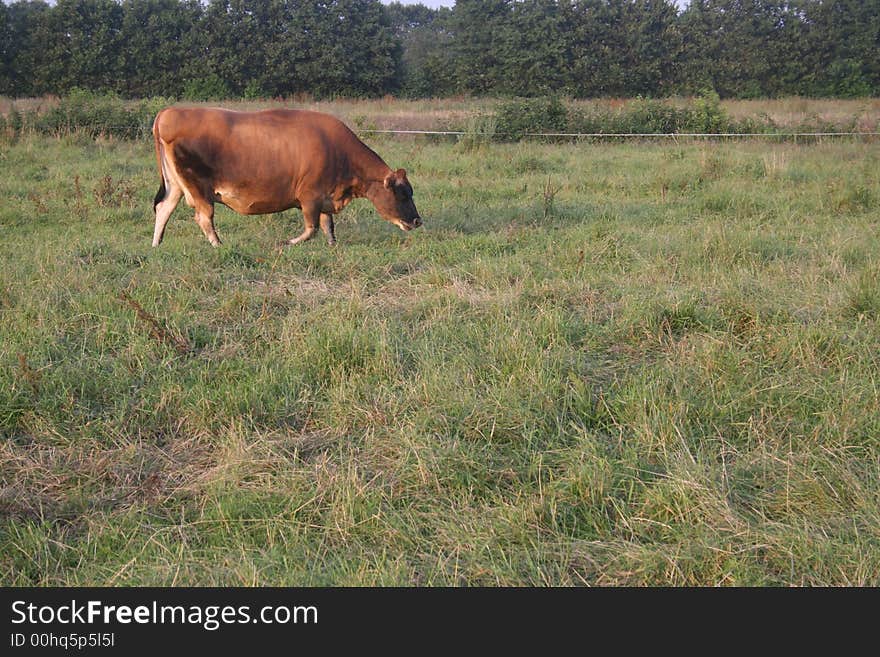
[1,125,879,585]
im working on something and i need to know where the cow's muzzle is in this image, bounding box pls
[396,217,422,231]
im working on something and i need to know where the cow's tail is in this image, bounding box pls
[152,112,166,212]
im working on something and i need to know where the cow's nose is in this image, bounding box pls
[412,217,422,228]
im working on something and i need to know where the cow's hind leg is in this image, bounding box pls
[193,199,221,247]
[320,213,336,246]
[152,180,183,247]
[286,203,320,246]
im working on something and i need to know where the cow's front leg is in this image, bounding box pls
[320,213,336,246]
[286,204,319,246]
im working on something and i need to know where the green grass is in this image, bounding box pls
[1,130,879,585]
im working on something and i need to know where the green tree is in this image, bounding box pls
[678,1,804,98]
[2,1,51,96]
[567,0,680,97]
[567,0,617,97]
[385,1,439,34]
[328,0,402,97]
[3,0,876,101]
[30,0,124,94]
[450,0,512,95]
[255,0,302,98]
[386,3,456,97]
[118,0,203,98]
[0,3,9,93]
[620,0,681,96]
[189,0,401,99]
[801,0,880,97]
[188,0,268,98]
[497,0,571,96]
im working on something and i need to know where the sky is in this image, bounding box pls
[382,1,455,8]
[381,0,690,8]
[382,1,687,8]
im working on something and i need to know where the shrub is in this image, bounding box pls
[685,89,730,133]
[34,89,166,139]
[36,88,138,138]
[495,96,568,141]
[242,80,265,101]
[734,112,777,135]
[825,59,874,98]
[618,97,690,134]
[2,91,174,140]
[182,74,233,101]
[456,113,497,151]
[565,94,732,137]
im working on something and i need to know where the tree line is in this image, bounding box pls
[1,0,878,100]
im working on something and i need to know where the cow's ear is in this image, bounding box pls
[383,171,395,189]
[396,168,407,181]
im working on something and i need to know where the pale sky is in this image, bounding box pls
[382,1,455,8]
[383,1,687,9]
[381,0,689,8]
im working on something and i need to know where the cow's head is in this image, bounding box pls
[371,168,422,232]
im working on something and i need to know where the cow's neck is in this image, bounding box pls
[352,146,393,199]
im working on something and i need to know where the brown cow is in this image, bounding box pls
[151,107,422,247]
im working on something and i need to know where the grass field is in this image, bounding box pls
[1,125,879,585]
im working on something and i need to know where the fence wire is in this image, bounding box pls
[360,129,880,138]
